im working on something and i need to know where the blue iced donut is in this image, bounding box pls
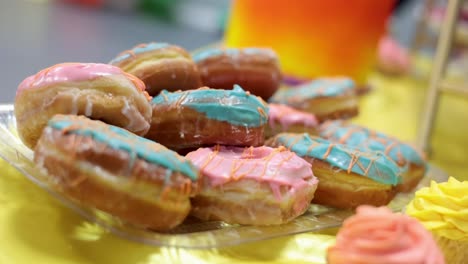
[269,77,358,121]
[267,133,401,208]
[146,85,269,151]
[34,114,199,231]
[319,120,427,192]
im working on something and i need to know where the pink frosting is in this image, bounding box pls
[186,146,318,200]
[377,36,410,73]
[268,103,318,129]
[328,206,445,264]
[17,63,146,95]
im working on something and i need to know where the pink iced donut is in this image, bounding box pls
[15,63,152,149]
[267,103,319,138]
[186,145,319,225]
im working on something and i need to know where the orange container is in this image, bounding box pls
[224,0,395,85]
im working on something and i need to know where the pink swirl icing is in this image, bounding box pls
[328,206,445,264]
[268,104,318,129]
[17,63,147,96]
[186,146,318,200]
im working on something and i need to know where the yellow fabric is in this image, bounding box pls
[1,71,467,263]
[406,177,468,241]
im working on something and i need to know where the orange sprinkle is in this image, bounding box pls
[323,143,335,159]
[160,186,172,200]
[69,174,88,187]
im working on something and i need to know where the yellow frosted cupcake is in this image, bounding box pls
[406,177,468,264]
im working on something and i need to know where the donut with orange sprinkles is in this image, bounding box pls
[34,115,199,231]
[267,133,401,209]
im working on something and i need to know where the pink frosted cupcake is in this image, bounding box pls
[327,206,445,264]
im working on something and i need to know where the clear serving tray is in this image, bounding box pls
[0,104,449,249]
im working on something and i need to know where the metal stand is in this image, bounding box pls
[418,0,464,153]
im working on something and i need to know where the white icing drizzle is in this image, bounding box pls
[84,95,93,116]
[70,92,79,115]
[121,98,150,133]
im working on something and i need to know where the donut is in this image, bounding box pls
[269,77,358,122]
[109,42,202,96]
[266,133,401,209]
[192,47,282,100]
[15,63,152,149]
[319,120,427,192]
[146,85,269,152]
[186,145,318,225]
[266,103,319,138]
[34,115,199,231]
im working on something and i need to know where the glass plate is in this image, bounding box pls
[0,104,448,249]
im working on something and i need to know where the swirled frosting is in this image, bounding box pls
[268,133,401,185]
[17,63,147,96]
[406,177,468,241]
[328,206,445,264]
[320,120,426,167]
[186,146,318,200]
[269,77,355,105]
[268,104,318,129]
[151,85,269,127]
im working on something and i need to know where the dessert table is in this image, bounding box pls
[1,69,466,264]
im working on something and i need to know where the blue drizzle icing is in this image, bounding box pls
[269,77,355,104]
[109,42,170,64]
[320,121,426,167]
[152,85,269,127]
[48,115,198,181]
[274,133,401,185]
[192,47,275,63]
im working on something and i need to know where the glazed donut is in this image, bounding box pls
[269,77,358,122]
[266,133,401,209]
[186,145,318,225]
[319,120,427,192]
[193,47,282,100]
[109,42,202,96]
[34,115,199,231]
[146,85,269,151]
[266,103,319,138]
[15,63,152,149]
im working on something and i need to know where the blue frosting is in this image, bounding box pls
[48,115,198,181]
[269,77,355,104]
[151,85,269,127]
[273,133,401,185]
[320,121,426,168]
[109,42,170,64]
[192,47,274,63]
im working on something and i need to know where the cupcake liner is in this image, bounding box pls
[435,235,468,264]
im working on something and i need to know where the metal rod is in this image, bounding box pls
[418,0,462,153]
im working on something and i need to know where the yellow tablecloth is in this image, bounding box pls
[1,72,467,264]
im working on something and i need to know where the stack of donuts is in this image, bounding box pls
[14,41,427,231]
